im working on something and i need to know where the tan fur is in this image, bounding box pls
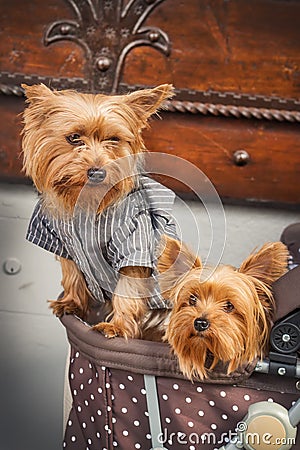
[50,257,92,317]
[22,83,174,215]
[21,83,174,337]
[157,236,288,380]
[93,266,152,339]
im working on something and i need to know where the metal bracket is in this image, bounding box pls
[43,0,171,93]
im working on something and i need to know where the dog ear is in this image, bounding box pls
[22,84,56,134]
[157,235,201,296]
[239,242,288,286]
[158,235,201,274]
[22,83,54,103]
[124,84,175,122]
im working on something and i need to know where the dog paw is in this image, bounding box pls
[49,299,82,318]
[93,322,123,338]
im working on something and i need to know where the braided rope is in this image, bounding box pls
[0,83,24,96]
[1,77,299,122]
[164,100,300,123]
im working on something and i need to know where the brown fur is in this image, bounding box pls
[157,236,288,380]
[21,83,174,338]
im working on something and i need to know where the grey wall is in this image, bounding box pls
[0,183,68,450]
[172,197,300,267]
[0,182,299,450]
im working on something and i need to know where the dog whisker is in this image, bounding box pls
[22,82,178,342]
[159,235,288,380]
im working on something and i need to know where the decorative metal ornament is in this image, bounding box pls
[43,0,171,93]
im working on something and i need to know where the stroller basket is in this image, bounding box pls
[60,295,300,449]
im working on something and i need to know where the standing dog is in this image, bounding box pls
[22,83,177,339]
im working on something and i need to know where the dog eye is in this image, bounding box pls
[107,136,120,142]
[189,294,198,306]
[223,301,234,313]
[66,133,84,146]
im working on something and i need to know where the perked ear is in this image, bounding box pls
[124,84,175,122]
[239,242,288,286]
[22,83,54,103]
[158,235,201,273]
[157,235,201,295]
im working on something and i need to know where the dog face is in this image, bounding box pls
[21,83,174,212]
[159,237,288,380]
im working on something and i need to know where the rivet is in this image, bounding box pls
[233,149,250,166]
[60,24,71,35]
[96,56,111,72]
[277,367,286,376]
[296,380,300,390]
[149,31,160,42]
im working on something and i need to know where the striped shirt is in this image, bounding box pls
[26,176,178,308]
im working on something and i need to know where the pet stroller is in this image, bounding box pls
[60,230,300,450]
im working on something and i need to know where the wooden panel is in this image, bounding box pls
[0,97,24,181]
[0,0,85,79]
[115,0,300,97]
[1,94,299,206]
[0,0,299,206]
[1,0,299,97]
[145,113,300,205]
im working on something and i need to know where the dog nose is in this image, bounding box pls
[194,317,210,332]
[87,167,106,183]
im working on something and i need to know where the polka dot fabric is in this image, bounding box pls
[64,347,153,449]
[63,347,299,449]
[60,314,299,449]
[156,378,299,448]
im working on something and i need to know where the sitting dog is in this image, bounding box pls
[21,83,177,339]
[157,236,288,379]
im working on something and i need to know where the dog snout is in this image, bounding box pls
[194,317,210,332]
[87,167,107,183]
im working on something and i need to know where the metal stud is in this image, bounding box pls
[96,57,111,72]
[233,149,250,166]
[60,24,71,35]
[149,31,160,42]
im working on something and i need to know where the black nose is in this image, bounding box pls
[87,167,106,183]
[194,317,210,332]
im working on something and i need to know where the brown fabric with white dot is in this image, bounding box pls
[61,314,299,450]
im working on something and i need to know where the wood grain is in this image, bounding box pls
[0,0,299,206]
[144,112,300,205]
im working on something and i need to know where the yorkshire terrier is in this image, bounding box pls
[158,236,288,380]
[21,83,288,381]
[21,82,176,339]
